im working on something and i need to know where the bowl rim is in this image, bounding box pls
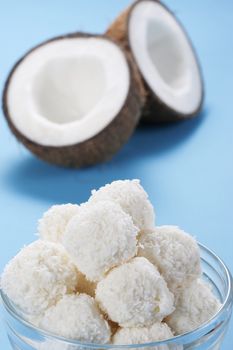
[1,242,233,348]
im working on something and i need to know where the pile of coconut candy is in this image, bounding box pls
[1,180,221,348]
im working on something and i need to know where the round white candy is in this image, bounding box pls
[38,294,111,343]
[96,257,174,327]
[89,179,155,230]
[63,201,138,282]
[138,226,201,293]
[1,240,78,315]
[166,279,222,334]
[38,204,80,242]
[113,322,174,350]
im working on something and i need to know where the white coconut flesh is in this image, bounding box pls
[6,37,130,146]
[128,0,203,115]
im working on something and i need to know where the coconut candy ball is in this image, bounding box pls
[38,294,111,343]
[96,257,174,327]
[138,226,201,294]
[38,204,80,243]
[113,322,174,350]
[63,200,138,282]
[166,278,222,335]
[1,240,78,315]
[89,179,155,230]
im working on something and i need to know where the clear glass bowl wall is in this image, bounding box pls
[1,244,232,350]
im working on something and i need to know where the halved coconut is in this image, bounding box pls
[107,0,204,123]
[3,33,143,167]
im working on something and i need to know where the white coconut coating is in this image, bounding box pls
[138,226,201,294]
[1,240,78,315]
[113,322,174,350]
[89,179,155,230]
[38,294,111,343]
[63,201,138,282]
[96,257,174,327]
[166,279,222,335]
[38,204,80,243]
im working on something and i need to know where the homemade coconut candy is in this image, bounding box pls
[138,226,202,295]
[95,257,174,327]
[112,322,174,348]
[1,179,221,345]
[63,200,138,282]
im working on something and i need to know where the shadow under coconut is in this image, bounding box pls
[115,107,208,163]
[2,108,207,204]
[1,154,137,204]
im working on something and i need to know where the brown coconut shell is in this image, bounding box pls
[2,33,143,168]
[106,0,204,123]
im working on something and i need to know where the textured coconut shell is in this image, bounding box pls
[2,33,143,168]
[106,0,204,123]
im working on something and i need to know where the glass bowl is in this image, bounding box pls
[1,243,232,350]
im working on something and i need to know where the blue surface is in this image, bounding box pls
[0,0,233,348]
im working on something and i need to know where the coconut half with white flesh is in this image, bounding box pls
[3,33,143,167]
[107,0,204,123]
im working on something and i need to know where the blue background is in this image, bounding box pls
[0,0,232,348]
